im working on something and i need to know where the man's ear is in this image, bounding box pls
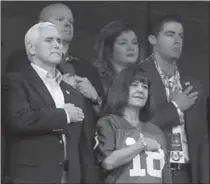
[148,35,156,46]
[28,43,36,56]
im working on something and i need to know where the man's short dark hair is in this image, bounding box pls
[150,14,184,37]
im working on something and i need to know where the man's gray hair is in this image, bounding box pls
[24,22,55,60]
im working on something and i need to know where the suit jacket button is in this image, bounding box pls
[59,140,63,144]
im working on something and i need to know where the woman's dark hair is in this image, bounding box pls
[93,20,138,93]
[103,65,151,122]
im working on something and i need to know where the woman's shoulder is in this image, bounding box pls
[97,114,124,129]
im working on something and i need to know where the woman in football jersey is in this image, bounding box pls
[93,20,141,95]
[95,66,172,183]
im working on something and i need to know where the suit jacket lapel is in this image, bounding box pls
[60,81,75,103]
[60,81,85,110]
[142,56,168,112]
[22,64,55,108]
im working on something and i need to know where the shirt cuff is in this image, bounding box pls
[171,101,185,124]
[64,109,71,124]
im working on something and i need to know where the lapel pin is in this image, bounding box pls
[66,90,70,95]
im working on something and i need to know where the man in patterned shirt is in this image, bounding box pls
[140,14,209,183]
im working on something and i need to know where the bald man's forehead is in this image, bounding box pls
[40,4,74,22]
[49,6,73,19]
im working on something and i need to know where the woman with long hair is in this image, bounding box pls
[93,20,140,95]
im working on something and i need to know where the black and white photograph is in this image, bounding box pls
[1,1,209,184]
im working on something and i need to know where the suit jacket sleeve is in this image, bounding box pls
[90,65,105,101]
[150,99,181,128]
[196,84,209,183]
[79,125,101,183]
[67,57,105,101]
[79,105,101,183]
[3,73,68,133]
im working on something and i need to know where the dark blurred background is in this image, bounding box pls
[1,1,209,92]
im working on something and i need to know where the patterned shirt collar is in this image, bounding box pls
[151,54,182,101]
[152,54,179,80]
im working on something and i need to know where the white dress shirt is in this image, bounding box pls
[31,63,70,123]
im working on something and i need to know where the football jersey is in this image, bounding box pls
[95,114,170,183]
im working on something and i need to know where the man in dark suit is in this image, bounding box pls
[140,15,209,183]
[5,2,104,150]
[3,3,103,182]
[2,22,99,183]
